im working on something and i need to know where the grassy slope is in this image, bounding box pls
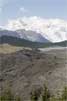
[0,44,32,54]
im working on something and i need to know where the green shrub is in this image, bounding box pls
[61,87,67,100]
[0,86,67,101]
[30,86,67,101]
[0,89,14,101]
[30,88,41,101]
[41,86,50,101]
[0,88,21,101]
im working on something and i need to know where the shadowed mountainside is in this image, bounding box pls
[0,36,67,48]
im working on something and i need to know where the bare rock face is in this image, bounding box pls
[0,48,67,100]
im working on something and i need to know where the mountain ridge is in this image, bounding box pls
[0,35,67,48]
[4,17,67,42]
[0,29,49,43]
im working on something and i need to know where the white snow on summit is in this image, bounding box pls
[4,16,67,42]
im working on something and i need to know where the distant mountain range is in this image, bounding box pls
[0,29,49,43]
[4,17,67,42]
[0,35,67,48]
[0,28,67,48]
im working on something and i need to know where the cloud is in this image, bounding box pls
[19,7,28,13]
[4,16,67,42]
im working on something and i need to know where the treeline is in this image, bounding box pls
[0,36,67,48]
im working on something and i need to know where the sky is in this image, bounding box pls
[0,0,67,26]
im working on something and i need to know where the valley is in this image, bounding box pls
[0,45,67,101]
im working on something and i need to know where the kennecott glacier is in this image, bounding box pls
[4,16,67,42]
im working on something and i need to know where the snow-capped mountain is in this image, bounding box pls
[0,16,67,43]
[4,16,67,43]
[0,29,49,43]
[16,29,49,42]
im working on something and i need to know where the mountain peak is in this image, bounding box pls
[4,17,67,42]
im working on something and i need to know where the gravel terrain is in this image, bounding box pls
[0,47,67,100]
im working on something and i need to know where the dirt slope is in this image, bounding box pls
[0,47,67,100]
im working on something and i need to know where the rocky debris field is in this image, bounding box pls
[0,47,67,100]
